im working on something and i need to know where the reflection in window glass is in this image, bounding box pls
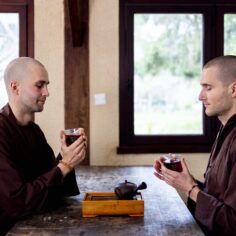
[0,13,19,108]
[134,14,203,135]
[224,14,236,55]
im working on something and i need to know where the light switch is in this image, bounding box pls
[94,93,106,105]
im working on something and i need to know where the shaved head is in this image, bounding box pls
[4,57,46,95]
[2,57,49,124]
[203,55,236,85]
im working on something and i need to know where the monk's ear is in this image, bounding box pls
[9,81,19,95]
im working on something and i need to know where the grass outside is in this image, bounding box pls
[134,109,203,135]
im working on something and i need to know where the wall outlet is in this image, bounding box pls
[94,93,106,105]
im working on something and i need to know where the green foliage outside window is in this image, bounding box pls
[134,14,202,80]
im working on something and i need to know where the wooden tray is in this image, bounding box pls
[82,192,144,217]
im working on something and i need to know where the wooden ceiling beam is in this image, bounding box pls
[67,0,87,47]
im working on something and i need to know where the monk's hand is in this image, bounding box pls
[59,128,87,172]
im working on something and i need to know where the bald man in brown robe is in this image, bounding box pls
[154,55,236,236]
[0,57,87,235]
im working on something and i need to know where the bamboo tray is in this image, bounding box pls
[82,192,144,217]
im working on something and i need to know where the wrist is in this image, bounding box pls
[187,183,198,197]
[57,163,70,176]
[187,184,200,202]
[58,160,73,176]
[59,160,73,171]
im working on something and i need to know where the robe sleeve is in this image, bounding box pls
[0,123,79,220]
[195,159,236,235]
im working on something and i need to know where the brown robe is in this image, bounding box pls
[0,104,79,235]
[188,114,236,236]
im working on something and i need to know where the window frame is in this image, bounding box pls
[118,0,236,154]
[0,0,34,57]
[0,0,34,109]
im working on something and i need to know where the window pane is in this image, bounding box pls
[134,14,203,135]
[224,14,236,55]
[0,13,19,108]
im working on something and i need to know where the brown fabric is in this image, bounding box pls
[0,104,79,235]
[189,114,236,236]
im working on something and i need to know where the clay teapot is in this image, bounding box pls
[114,180,147,200]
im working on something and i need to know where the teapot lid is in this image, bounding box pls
[119,180,137,187]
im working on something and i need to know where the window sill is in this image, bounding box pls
[117,144,211,154]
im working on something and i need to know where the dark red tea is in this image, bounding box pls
[163,157,182,172]
[65,134,80,146]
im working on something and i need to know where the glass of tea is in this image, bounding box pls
[64,128,80,146]
[162,154,183,172]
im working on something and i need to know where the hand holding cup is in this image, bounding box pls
[59,128,87,175]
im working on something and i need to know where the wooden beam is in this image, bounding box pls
[64,0,89,165]
[67,0,85,47]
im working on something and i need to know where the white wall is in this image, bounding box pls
[34,0,64,155]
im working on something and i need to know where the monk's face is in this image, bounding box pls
[198,66,234,124]
[17,64,50,113]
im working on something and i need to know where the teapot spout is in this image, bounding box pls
[135,182,147,193]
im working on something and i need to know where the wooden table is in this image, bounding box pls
[7,166,204,236]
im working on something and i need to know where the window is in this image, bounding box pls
[224,14,236,55]
[0,1,33,109]
[118,0,236,154]
[134,13,203,136]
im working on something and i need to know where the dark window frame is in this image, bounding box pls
[118,0,236,154]
[0,0,34,57]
